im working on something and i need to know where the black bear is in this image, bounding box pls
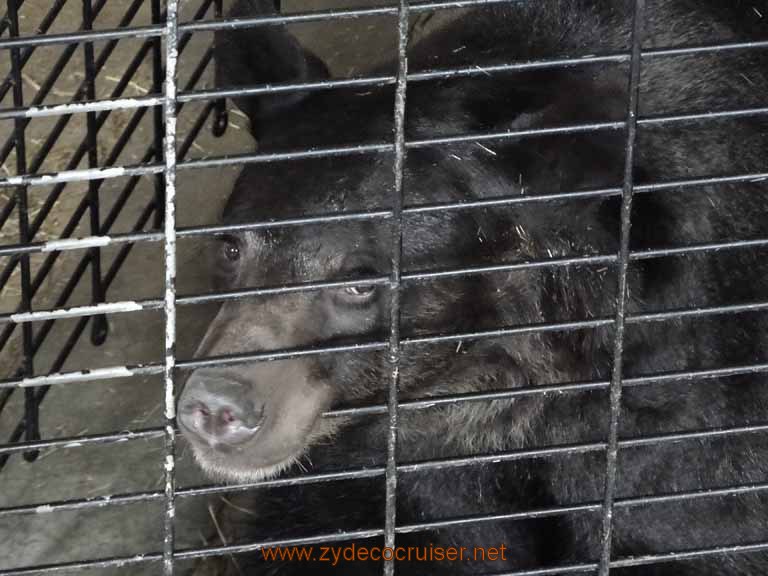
[178,0,768,573]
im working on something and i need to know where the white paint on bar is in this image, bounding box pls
[9,300,144,323]
[162,2,180,572]
[21,96,163,119]
[1,166,128,187]
[41,235,112,252]
[18,365,136,388]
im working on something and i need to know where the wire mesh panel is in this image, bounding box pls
[1,0,768,575]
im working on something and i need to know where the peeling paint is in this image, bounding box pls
[162,3,180,573]
[41,235,112,252]
[16,365,135,388]
[19,96,163,119]
[9,300,143,323]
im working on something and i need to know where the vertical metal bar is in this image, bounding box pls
[0,0,110,176]
[0,0,26,37]
[7,0,40,461]
[0,0,67,102]
[82,0,108,346]
[162,0,180,573]
[597,1,646,574]
[383,1,409,574]
[211,0,228,138]
[151,0,165,229]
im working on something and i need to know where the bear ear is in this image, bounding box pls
[214,0,329,136]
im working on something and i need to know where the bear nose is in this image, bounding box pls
[178,372,264,447]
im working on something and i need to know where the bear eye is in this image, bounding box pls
[344,284,376,298]
[220,238,240,262]
[338,265,380,303]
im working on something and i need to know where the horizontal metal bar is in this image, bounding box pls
[0,23,163,49]
[0,468,386,518]
[484,538,768,576]
[175,467,386,498]
[0,490,165,518]
[0,381,614,458]
[3,109,767,186]
[3,164,765,254]
[400,480,768,534]
[619,422,768,449]
[3,298,768,386]
[0,0,517,52]
[321,356,768,419]
[0,428,164,456]
[6,536,768,576]
[177,142,391,172]
[5,180,766,257]
[481,564,596,576]
[1,4,766,58]
[7,57,767,126]
[326,378,613,418]
[182,7,768,61]
[1,55,615,123]
[0,95,163,120]
[436,353,768,418]
[635,171,768,192]
[644,39,768,58]
[177,0,544,34]
[174,529,384,561]
[177,208,392,236]
[4,300,157,323]
[404,187,623,213]
[638,106,768,126]
[631,237,768,260]
[609,541,768,570]
[407,120,626,148]
[1,269,559,322]
[0,278,394,324]
[175,340,389,371]
[628,301,768,324]
[402,254,617,282]
[404,318,614,346]
[0,210,391,257]
[178,276,392,306]
[409,53,630,80]
[177,53,629,104]
[6,194,764,278]
[399,422,768,475]
[179,75,395,103]
[10,318,615,388]
[1,418,767,521]
[0,554,162,576]
[623,361,768,388]
[4,358,767,457]
[0,164,163,188]
[0,364,163,389]
[400,442,607,474]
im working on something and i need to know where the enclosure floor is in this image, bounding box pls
[0,1,456,574]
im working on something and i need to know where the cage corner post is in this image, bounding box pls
[6,0,42,464]
[383,0,411,574]
[82,0,109,347]
[162,0,181,574]
[597,0,647,574]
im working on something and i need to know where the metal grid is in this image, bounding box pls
[0,0,226,475]
[0,0,767,575]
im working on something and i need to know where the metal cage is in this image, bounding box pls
[1,0,768,574]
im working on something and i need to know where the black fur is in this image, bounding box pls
[180,0,768,573]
